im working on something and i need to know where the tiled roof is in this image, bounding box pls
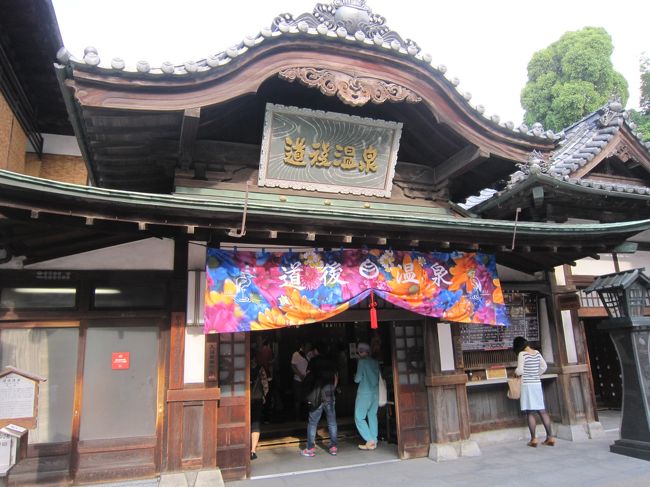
[462,100,650,209]
[584,268,650,292]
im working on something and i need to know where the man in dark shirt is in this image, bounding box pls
[300,343,338,457]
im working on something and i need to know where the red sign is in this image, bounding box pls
[111,352,130,370]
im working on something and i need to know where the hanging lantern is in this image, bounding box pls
[370,291,378,329]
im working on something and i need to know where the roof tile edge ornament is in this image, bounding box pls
[598,97,625,128]
[507,150,550,188]
[278,67,422,107]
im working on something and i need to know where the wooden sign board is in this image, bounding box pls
[557,292,581,310]
[258,103,402,198]
[485,367,508,380]
[0,367,46,430]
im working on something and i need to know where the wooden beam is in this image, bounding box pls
[179,107,201,170]
[433,144,490,184]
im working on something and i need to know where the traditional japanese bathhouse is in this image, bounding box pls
[1,1,650,485]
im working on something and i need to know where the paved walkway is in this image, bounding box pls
[230,410,650,487]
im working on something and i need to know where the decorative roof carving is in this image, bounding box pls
[278,67,422,107]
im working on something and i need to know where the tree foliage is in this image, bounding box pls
[521,27,629,132]
[628,53,650,143]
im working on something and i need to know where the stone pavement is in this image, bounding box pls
[88,410,650,487]
[229,410,650,487]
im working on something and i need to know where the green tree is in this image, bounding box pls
[521,27,629,131]
[629,53,650,142]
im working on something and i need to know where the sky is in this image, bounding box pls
[51,0,649,125]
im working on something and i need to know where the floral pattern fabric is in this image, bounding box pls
[204,248,509,333]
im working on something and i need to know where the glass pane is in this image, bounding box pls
[234,356,245,368]
[396,350,406,360]
[395,339,405,349]
[398,373,408,384]
[220,344,232,356]
[233,343,245,355]
[0,328,78,443]
[397,362,406,372]
[394,326,404,337]
[409,373,420,384]
[80,326,158,440]
[234,383,245,394]
[1,287,76,309]
[93,283,166,308]
[234,370,245,383]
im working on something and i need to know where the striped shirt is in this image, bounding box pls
[516,351,547,384]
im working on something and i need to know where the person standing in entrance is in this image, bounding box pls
[291,341,311,420]
[513,336,555,447]
[300,344,338,457]
[250,357,269,460]
[354,342,380,450]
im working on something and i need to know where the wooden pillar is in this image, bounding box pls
[164,238,188,470]
[548,265,603,440]
[423,320,471,449]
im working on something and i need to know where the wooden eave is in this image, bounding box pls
[471,173,650,222]
[57,38,556,196]
[1,170,648,271]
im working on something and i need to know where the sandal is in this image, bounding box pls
[527,439,539,448]
[543,437,556,446]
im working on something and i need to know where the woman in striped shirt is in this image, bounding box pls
[513,336,555,447]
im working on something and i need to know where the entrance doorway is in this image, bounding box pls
[251,320,395,449]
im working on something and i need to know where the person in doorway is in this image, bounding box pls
[301,344,338,457]
[513,336,555,447]
[250,357,269,460]
[354,342,380,450]
[291,341,311,420]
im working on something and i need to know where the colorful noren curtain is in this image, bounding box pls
[204,248,509,334]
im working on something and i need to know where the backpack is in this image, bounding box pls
[251,366,268,402]
[305,383,323,412]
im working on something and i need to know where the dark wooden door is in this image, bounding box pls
[391,321,430,458]
[214,332,250,481]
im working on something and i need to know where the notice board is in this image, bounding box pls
[460,292,540,351]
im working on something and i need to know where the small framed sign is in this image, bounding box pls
[258,103,402,198]
[485,367,508,380]
[111,352,130,370]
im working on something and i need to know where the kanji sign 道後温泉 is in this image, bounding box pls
[258,104,402,197]
[204,248,509,333]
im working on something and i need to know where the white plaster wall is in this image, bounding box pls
[561,309,578,364]
[25,238,175,270]
[184,327,206,384]
[572,255,617,276]
[437,322,455,371]
[188,241,207,270]
[26,134,82,156]
[617,251,650,271]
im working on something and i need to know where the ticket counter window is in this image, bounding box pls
[79,326,158,440]
[0,328,78,443]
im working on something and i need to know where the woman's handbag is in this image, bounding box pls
[507,376,521,400]
[378,374,388,407]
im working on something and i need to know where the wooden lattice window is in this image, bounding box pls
[217,332,247,397]
[393,323,425,385]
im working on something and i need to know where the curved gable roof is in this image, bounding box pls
[465,100,650,218]
[55,1,564,194]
